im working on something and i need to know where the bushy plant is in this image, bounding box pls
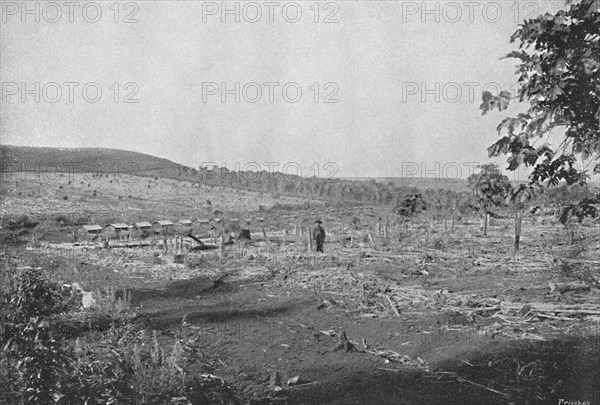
[184,253,206,269]
[0,266,234,405]
[0,268,72,404]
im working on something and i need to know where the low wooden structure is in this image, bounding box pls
[176,219,193,234]
[105,223,129,240]
[133,222,152,238]
[153,220,174,235]
[79,224,103,239]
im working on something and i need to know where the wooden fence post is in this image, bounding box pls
[483,213,489,236]
[282,228,286,256]
[384,216,388,243]
[262,227,271,260]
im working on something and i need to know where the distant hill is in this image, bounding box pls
[0,145,187,179]
[0,145,477,209]
[3,146,597,216]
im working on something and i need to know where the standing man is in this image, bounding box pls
[313,220,326,253]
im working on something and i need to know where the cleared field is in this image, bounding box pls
[0,172,322,222]
[2,168,599,404]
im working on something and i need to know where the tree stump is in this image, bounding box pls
[331,330,357,353]
[238,228,251,240]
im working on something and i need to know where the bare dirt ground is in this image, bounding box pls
[2,174,599,404]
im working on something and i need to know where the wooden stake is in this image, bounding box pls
[483,212,489,236]
[262,227,271,259]
[282,228,286,251]
[385,295,400,317]
[384,216,388,243]
[368,233,375,247]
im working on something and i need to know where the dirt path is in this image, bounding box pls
[134,274,599,405]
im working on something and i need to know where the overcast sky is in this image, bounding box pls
[1,0,574,181]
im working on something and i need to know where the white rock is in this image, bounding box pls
[81,291,97,309]
[70,282,96,309]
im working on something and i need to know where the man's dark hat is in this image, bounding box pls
[315,220,322,224]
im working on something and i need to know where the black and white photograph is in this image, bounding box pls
[1,0,599,404]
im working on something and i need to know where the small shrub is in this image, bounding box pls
[184,254,205,269]
[55,215,70,226]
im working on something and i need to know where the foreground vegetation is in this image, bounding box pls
[0,264,239,405]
